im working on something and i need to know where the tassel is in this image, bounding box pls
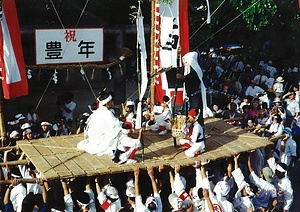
[27,69,32,79]
[119,64,124,76]
[106,67,112,80]
[66,69,69,81]
[80,67,86,81]
[91,68,95,80]
[53,69,58,84]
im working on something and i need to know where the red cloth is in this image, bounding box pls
[0,0,28,99]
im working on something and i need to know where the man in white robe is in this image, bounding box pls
[77,90,122,157]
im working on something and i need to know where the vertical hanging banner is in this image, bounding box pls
[154,0,189,105]
[0,0,28,99]
[135,15,148,129]
[35,28,104,65]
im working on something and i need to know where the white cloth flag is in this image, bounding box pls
[159,0,179,68]
[135,16,148,129]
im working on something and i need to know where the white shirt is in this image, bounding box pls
[232,168,254,212]
[61,101,76,121]
[275,137,297,167]
[267,158,293,211]
[10,183,27,212]
[249,171,277,210]
[245,86,265,97]
[273,82,284,93]
[253,75,268,85]
[97,191,121,212]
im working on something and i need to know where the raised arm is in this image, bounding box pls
[134,167,140,197]
[247,153,254,173]
[36,179,47,204]
[147,166,159,194]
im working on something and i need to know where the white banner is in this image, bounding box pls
[159,0,179,68]
[35,28,103,65]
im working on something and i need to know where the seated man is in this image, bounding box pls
[179,108,205,157]
[149,95,172,135]
[77,89,122,158]
[113,122,143,164]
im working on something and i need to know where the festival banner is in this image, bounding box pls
[35,28,104,65]
[0,0,28,99]
[154,0,189,105]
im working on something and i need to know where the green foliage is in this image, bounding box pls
[229,0,277,30]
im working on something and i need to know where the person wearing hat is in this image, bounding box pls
[114,122,143,164]
[8,130,21,146]
[22,128,33,140]
[176,51,210,126]
[168,193,185,212]
[275,127,297,169]
[269,97,286,123]
[169,164,193,210]
[95,179,121,212]
[232,154,255,212]
[179,108,205,157]
[149,95,172,135]
[77,89,122,157]
[123,99,136,127]
[247,153,277,211]
[190,161,225,212]
[267,154,293,212]
[39,121,53,138]
[134,167,163,212]
[273,76,285,98]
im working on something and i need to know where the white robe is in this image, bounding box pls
[77,106,122,156]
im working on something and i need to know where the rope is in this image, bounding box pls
[49,0,65,29]
[75,0,90,28]
[80,65,97,100]
[34,71,56,113]
[189,0,226,41]
[26,55,130,70]
[193,0,260,50]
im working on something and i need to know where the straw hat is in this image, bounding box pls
[276,76,284,83]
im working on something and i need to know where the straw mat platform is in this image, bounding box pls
[16,118,273,180]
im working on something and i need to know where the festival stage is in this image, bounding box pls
[16,118,273,181]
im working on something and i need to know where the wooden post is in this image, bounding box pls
[149,0,156,105]
[0,159,29,167]
[0,178,39,185]
[0,87,6,147]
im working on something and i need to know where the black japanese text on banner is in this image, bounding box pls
[35,28,104,65]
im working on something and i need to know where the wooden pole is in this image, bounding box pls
[0,86,6,147]
[0,178,39,185]
[149,0,156,105]
[0,159,29,167]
